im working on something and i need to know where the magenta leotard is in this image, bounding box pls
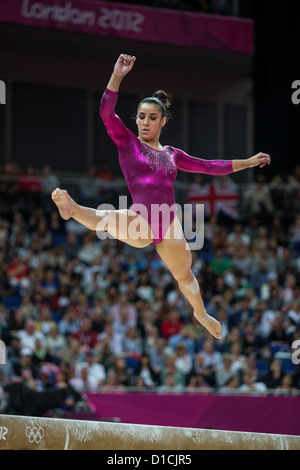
[100,88,234,245]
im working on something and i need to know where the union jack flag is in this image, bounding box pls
[187,182,240,219]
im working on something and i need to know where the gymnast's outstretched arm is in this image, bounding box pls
[175,149,271,175]
[99,54,136,148]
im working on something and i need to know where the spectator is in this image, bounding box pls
[239,370,268,394]
[242,321,265,357]
[133,353,158,387]
[58,307,81,337]
[40,165,60,201]
[74,349,106,388]
[276,374,297,395]
[157,372,184,393]
[13,347,40,379]
[262,358,284,390]
[110,356,131,387]
[168,324,196,358]
[45,324,68,364]
[215,353,237,388]
[174,342,193,380]
[17,319,46,352]
[160,308,184,340]
[71,317,99,350]
[122,326,143,358]
[79,167,102,207]
[194,338,222,386]
[110,294,138,326]
[209,248,232,276]
[160,354,185,387]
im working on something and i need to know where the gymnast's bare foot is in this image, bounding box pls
[51,188,75,220]
[194,311,222,340]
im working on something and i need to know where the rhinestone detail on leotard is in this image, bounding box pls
[140,144,177,174]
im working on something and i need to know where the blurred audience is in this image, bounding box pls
[0,161,300,418]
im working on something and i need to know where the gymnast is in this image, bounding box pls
[52,54,271,340]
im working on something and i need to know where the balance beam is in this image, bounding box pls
[0,414,299,450]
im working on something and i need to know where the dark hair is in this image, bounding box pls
[137,90,172,121]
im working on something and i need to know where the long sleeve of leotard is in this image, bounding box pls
[175,148,233,175]
[99,88,130,148]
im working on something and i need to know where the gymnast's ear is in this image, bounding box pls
[160,116,167,128]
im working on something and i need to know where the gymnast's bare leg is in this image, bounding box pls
[51,188,153,249]
[156,216,222,340]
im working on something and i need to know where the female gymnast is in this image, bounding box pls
[52,54,271,340]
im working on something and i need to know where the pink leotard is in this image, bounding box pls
[100,88,234,245]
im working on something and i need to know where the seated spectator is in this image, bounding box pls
[17,165,41,194]
[187,374,211,392]
[194,338,223,387]
[239,370,268,394]
[244,174,273,216]
[147,336,169,381]
[160,308,184,340]
[6,253,30,289]
[160,354,185,387]
[122,326,143,358]
[32,338,53,366]
[58,307,81,338]
[267,316,289,343]
[136,271,154,302]
[102,370,125,392]
[98,320,123,356]
[110,294,138,326]
[209,248,232,276]
[90,304,106,335]
[74,349,106,389]
[169,324,196,358]
[46,324,68,364]
[275,374,298,395]
[40,165,60,195]
[215,353,237,388]
[17,318,46,351]
[157,372,184,393]
[71,317,99,350]
[13,347,40,379]
[242,321,265,357]
[218,375,241,394]
[261,358,284,390]
[35,306,56,336]
[228,341,247,375]
[174,342,193,381]
[226,223,251,256]
[133,353,158,387]
[110,356,131,387]
[79,167,102,207]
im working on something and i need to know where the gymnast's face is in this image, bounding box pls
[136,103,166,143]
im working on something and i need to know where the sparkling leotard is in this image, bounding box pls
[100,88,234,245]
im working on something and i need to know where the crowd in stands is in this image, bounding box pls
[0,160,300,416]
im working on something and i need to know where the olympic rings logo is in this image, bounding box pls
[25,426,45,444]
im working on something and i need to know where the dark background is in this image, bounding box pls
[250,0,300,175]
[0,0,300,177]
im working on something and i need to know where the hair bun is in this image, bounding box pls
[153,90,172,109]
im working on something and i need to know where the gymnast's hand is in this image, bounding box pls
[113,54,136,78]
[248,152,271,169]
